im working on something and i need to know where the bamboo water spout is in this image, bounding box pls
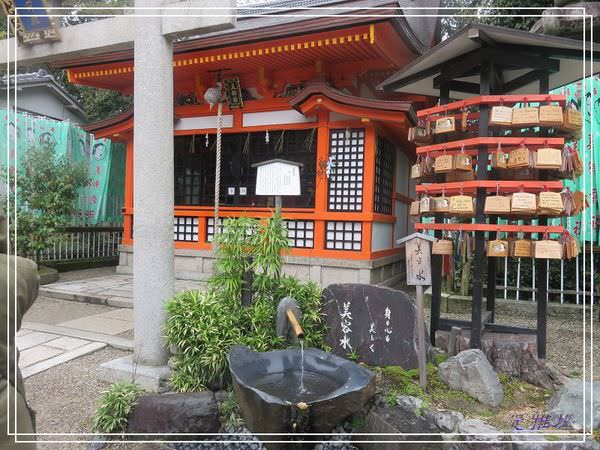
[285,308,304,341]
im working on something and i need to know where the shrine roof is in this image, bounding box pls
[53,0,440,70]
[378,23,600,99]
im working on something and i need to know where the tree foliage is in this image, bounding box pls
[6,143,89,262]
[440,0,555,37]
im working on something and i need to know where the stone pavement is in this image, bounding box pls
[16,268,203,378]
[40,272,202,308]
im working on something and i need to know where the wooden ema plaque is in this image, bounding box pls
[449,195,474,215]
[410,201,420,216]
[513,239,532,258]
[420,196,431,214]
[539,105,564,126]
[534,240,563,260]
[411,163,422,179]
[435,116,455,134]
[487,239,509,257]
[538,191,564,215]
[484,196,511,214]
[491,151,507,169]
[563,110,582,131]
[511,192,537,214]
[507,147,530,169]
[432,196,450,213]
[434,155,454,173]
[432,239,453,255]
[454,154,473,172]
[512,107,539,127]
[489,106,513,126]
[535,148,562,169]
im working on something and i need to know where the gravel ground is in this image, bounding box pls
[424,306,600,379]
[23,346,130,450]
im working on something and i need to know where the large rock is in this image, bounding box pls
[547,379,600,430]
[361,403,443,450]
[438,349,504,407]
[127,391,219,439]
[322,284,432,368]
[458,419,507,450]
[435,330,565,390]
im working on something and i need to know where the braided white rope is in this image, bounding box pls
[214,101,223,239]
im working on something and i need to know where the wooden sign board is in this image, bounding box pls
[397,233,435,286]
[253,159,302,196]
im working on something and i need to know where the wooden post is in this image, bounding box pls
[397,232,435,390]
[415,285,426,388]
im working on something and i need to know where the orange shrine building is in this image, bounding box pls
[57,2,440,285]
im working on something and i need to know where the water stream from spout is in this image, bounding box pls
[299,339,306,394]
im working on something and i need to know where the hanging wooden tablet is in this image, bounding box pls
[411,161,423,179]
[513,239,532,258]
[534,239,563,260]
[489,106,513,126]
[535,147,562,170]
[434,154,454,173]
[512,106,539,127]
[507,146,530,169]
[420,196,431,214]
[432,238,453,255]
[409,200,420,216]
[461,108,469,131]
[491,149,507,169]
[561,189,575,216]
[449,195,474,216]
[538,191,564,216]
[454,153,473,172]
[487,239,509,257]
[435,116,456,134]
[432,196,450,213]
[422,155,435,178]
[562,109,582,134]
[408,127,416,143]
[572,191,589,216]
[511,192,537,215]
[539,105,564,126]
[484,196,511,214]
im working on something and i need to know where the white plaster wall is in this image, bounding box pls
[1,87,84,123]
[175,115,233,130]
[243,110,315,127]
[371,222,393,252]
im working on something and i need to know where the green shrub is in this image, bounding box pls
[165,212,328,391]
[6,143,88,262]
[92,382,143,433]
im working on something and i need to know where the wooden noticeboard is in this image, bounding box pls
[253,159,302,196]
[405,238,432,286]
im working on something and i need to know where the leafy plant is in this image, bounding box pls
[219,390,244,431]
[165,212,328,391]
[5,143,88,262]
[92,382,143,434]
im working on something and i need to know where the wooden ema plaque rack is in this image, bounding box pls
[416,92,568,359]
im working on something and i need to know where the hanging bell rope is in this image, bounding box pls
[204,82,224,241]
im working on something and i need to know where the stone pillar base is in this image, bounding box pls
[98,355,171,393]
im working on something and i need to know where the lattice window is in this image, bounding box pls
[174,216,198,242]
[374,136,394,215]
[325,221,362,251]
[285,220,314,248]
[328,128,364,212]
[206,217,223,243]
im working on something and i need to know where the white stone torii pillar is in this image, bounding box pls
[2,0,234,391]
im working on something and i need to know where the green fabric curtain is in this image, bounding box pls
[550,76,600,243]
[1,108,125,226]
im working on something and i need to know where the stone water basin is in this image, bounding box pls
[228,345,375,448]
